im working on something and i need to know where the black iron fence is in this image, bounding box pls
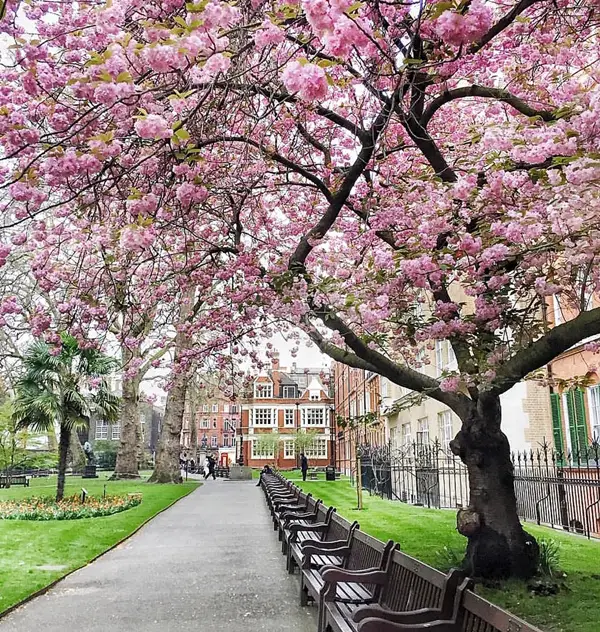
[352,440,600,539]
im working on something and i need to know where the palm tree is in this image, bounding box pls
[12,334,120,501]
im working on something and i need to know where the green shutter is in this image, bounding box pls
[573,389,589,457]
[566,390,590,458]
[550,393,565,458]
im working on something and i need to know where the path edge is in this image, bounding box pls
[0,482,201,620]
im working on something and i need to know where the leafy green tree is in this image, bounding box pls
[13,334,120,501]
[0,400,32,482]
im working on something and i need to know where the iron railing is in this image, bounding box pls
[348,440,600,539]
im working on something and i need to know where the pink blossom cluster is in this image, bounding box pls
[254,20,285,49]
[281,61,328,102]
[435,1,493,47]
[134,115,172,140]
[176,182,209,206]
[119,226,156,252]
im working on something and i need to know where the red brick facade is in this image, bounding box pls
[241,355,334,469]
[333,364,386,474]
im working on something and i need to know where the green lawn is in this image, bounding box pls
[291,478,600,632]
[0,473,199,613]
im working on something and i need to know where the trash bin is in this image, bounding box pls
[325,466,335,481]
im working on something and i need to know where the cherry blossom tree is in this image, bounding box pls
[3,0,600,579]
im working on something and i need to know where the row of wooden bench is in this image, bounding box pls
[261,472,543,632]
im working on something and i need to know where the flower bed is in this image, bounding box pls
[0,493,142,520]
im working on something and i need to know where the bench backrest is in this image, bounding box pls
[380,550,455,612]
[346,531,395,571]
[326,514,358,543]
[459,590,544,632]
[315,503,329,524]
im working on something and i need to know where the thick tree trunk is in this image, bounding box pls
[149,374,187,484]
[56,425,70,502]
[68,431,86,472]
[149,325,193,484]
[451,395,539,579]
[112,352,141,479]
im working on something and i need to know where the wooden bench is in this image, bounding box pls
[0,475,30,488]
[309,469,319,480]
[280,500,327,554]
[287,514,359,575]
[301,529,397,631]
[355,583,545,632]
[321,547,467,632]
[274,493,315,535]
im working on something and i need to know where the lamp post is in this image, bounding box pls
[329,405,336,468]
[295,401,300,469]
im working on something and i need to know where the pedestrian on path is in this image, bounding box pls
[205,454,216,480]
[300,453,308,482]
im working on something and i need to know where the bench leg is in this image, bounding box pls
[300,579,309,606]
[287,550,296,574]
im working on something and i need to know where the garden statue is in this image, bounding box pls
[83,441,95,465]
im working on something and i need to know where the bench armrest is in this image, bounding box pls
[284,512,317,524]
[321,567,388,585]
[353,605,442,624]
[358,619,457,632]
[288,521,327,533]
[301,539,347,550]
[303,544,350,558]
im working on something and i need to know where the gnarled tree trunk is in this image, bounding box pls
[56,424,70,502]
[451,394,539,579]
[149,372,187,484]
[149,316,193,483]
[112,347,141,480]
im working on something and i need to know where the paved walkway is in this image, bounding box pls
[0,480,317,632]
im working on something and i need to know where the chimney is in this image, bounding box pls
[271,351,280,370]
[292,362,297,372]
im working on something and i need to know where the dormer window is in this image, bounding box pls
[310,393,320,401]
[282,385,297,398]
[254,382,273,398]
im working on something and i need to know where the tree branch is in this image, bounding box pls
[490,307,600,395]
[310,306,470,414]
[421,85,557,128]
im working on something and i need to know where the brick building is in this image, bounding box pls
[240,354,334,469]
[333,365,387,474]
[546,293,600,456]
[180,373,241,467]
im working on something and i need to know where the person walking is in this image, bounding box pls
[300,453,308,482]
[207,454,217,480]
[203,456,210,480]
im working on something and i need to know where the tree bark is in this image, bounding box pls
[68,431,86,472]
[149,332,192,484]
[56,425,70,502]
[112,348,141,479]
[451,395,539,579]
[149,372,187,484]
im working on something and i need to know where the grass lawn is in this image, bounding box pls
[0,473,199,614]
[291,478,600,632]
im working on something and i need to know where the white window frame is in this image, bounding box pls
[212,403,218,413]
[282,386,296,398]
[96,419,108,440]
[284,409,295,427]
[251,439,275,459]
[252,408,275,426]
[211,435,218,448]
[438,411,454,448]
[283,439,295,459]
[230,404,238,413]
[381,379,388,399]
[223,404,229,413]
[310,393,320,401]
[435,340,444,375]
[305,437,327,459]
[111,423,121,441]
[417,417,429,446]
[254,382,273,398]
[588,386,600,441]
[401,422,412,446]
[302,407,326,426]
[202,404,209,413]
[200,418,209,429]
